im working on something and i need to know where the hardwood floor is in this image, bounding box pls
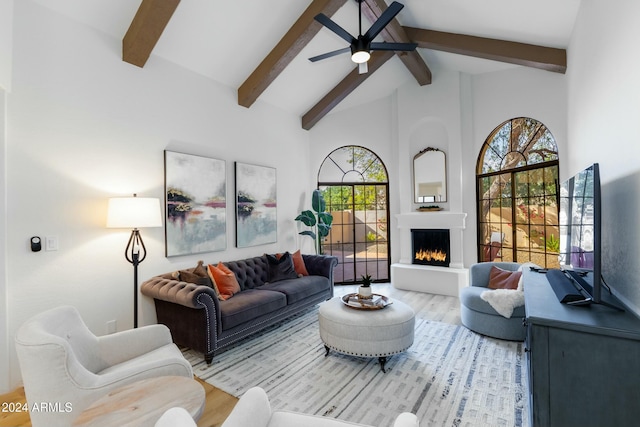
[0,284,461,427]
[0,378,236,427]
[0,386,30,427]
[193,378,237,427]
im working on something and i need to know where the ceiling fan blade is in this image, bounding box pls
[314,13,355,44]
[370,41,417,51]
[362,1,404,41]
[308,47,351,62]
[359,62,368,74]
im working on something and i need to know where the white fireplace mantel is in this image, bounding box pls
[395,212,467,268]
[391,211,469,296]
[396,211,467,230]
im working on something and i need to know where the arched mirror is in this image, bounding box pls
[413,147,446,203]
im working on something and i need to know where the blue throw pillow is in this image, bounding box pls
[265,252,299,283]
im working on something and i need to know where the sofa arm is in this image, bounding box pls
[302,254,338,280]
[142,277,221,362]
[221,387,271,427]
[141,277,218,309]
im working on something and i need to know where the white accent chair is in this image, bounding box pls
[218,386,420,427]
[15,305,193,427]
[155,407,198,427]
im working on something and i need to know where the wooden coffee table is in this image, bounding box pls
[72,376,205,427]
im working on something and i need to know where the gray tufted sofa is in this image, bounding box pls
[141,254,338,363]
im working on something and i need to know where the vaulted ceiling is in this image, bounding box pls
[34,0,581,130]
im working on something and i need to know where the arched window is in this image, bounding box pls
[318,146,390,284]
[476,117,560,267]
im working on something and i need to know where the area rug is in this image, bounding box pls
[183,305,529,427]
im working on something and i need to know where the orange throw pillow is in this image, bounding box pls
[291,250,309,276]
[207,262,241,301]
[216,261,234,276]
[487,266,522,290]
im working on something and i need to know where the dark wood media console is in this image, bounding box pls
[523,269,640,427]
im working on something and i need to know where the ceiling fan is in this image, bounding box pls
[310,0,417,74]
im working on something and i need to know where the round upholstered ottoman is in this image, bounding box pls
[318,296,415,372]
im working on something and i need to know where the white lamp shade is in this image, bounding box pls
[107,196,162,229]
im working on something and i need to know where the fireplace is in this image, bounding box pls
[411,229,450,267]
[392,212,467,296]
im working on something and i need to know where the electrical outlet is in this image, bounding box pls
[45,236,59,251]
[106,320,117,334]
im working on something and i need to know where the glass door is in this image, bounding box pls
[321,184,389,284]
[317,146,390,285]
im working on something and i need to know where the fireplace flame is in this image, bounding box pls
[415,249,448,262]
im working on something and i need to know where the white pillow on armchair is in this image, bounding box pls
[480,262,541,318]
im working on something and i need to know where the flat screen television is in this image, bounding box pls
[558,163,602,302]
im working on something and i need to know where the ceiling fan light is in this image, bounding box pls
[351,50,370,64]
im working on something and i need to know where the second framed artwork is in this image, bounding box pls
[235,162,277,248]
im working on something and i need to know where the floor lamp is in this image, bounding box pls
[107,194,162,328]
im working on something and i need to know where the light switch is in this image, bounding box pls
[45,236,59,251]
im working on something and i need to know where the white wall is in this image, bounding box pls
[0,90,8,394]
[4,1,312,391]
[567,0,640,312]
[567,0,640,181]
[0,0,13,91]
[397,71,464,215]
[0,0,13,395]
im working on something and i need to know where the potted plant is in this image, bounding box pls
[358,274,373,299]
[295,189,333,254]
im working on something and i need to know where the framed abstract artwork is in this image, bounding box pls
[164,151,227,257]
[235,162,277,248]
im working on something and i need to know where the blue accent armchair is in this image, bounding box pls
[459,262,526,341]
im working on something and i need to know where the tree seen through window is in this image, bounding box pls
[477,118,560,267]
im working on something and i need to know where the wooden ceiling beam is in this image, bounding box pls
[122,0,181,68]
[361,0,431,85]
[403,27,567,74]
[238,0,348,108]
[302,50,395,130]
